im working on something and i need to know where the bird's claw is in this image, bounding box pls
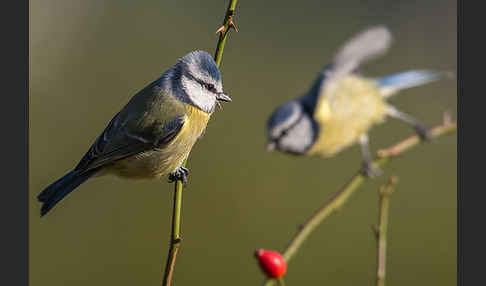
[168,166,189,186]
[415,124,432,141]
[360,162,382,178]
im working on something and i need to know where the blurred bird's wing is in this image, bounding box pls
[312,26,392,108]
[328,26,392,83]
[73,83,187,174]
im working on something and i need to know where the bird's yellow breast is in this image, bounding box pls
[308,75,387,157]
[108,104,210,179]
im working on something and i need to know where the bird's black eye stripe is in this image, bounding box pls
[192,76,217,93]
[204,83,215,92]
[278,111,305,139]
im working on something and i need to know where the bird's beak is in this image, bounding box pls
[216,93,232,102]
[266,141,276,151]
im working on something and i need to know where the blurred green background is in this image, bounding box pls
[29,0,456,285]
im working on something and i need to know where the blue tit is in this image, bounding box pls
[38,50,231,216]
[266,26,452,177]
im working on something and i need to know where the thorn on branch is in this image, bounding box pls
[443,111,452,125]
[216,20,239,35]
[215,25,225,34]
[380,176,398,196]
[371,224,379,238]
[229,20,239,32]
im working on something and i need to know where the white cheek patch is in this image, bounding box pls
[181,76,216,113]
[183,78,203,97]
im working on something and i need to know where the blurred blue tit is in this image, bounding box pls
[38,50,231,216]
[266,26,452,177]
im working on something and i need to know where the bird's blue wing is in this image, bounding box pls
[376,70,454,97]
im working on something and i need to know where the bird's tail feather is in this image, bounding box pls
[377,70,454,98]
[38,169,98,216]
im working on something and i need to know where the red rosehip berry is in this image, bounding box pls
[255,248,287,278]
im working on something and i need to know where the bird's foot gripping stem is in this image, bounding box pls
[414,123,432,141]
[360,162,383,178]
[168,166,189,186]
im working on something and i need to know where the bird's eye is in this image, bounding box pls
[204,83,215,92]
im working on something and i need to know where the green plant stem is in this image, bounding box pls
[375,176,398,286]
[214,0,239,68]
[162,1,238,286]
[162,182,183,286]
[263,118,456,286]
